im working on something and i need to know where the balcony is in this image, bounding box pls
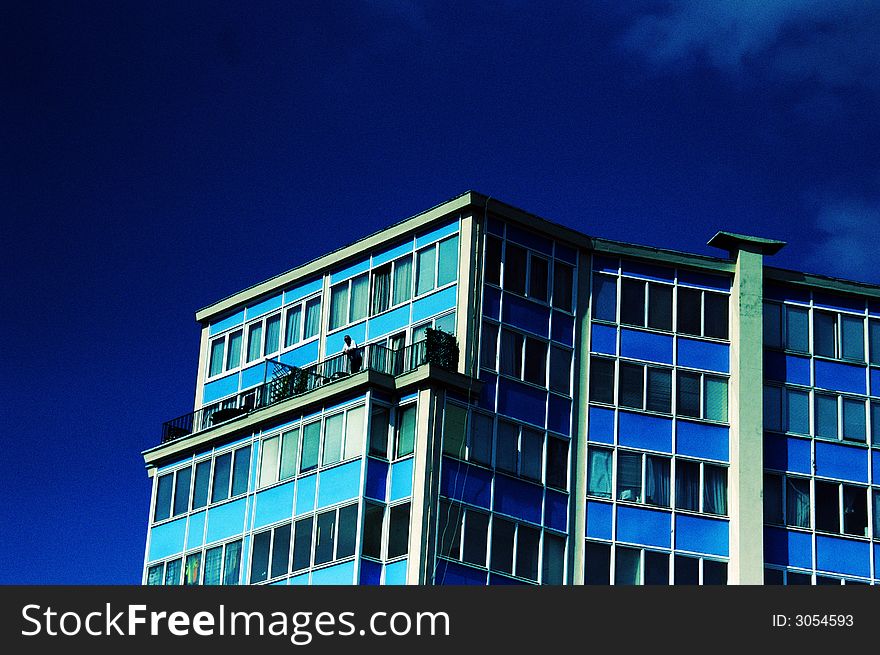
[159,329,459,445]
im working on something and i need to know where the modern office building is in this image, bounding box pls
[141,191,880,586]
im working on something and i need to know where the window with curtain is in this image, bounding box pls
[675,460,700,511]
[617,451,642,502]
[615,546,641,585]
[222,541,241,585]
[395,405,416,458]
[646,367,672,413]
[620,278,645,326]
[815,394,838,439]
[226,330,242,369]
[247,322,263,362]
[259,435,280,488]
[499,329,523,378]
[349,274,369,323]
[528,255,548,301]
[416,246,436,296]
[618,363,644,409]
[842,398,866,442]
[504,243,527,295]
[147,565,163,586]
[300,421,320,472]
[645,456,670,507]
[469,412,494,467]
[841,315,864,361]
[371,264,391,315]
[785,306,809,352]
[442,403,468,458]
[322,413,344,466]
[209,339,225,377]
[648,283,673,331]
[392,256,412,305]
[587,448,612,498]
[343,406,364,461]
[786,477,811,528]
[437,236,458,287]
[264,314,281,356]
[843,485,867,537]
[184,552,201,585]
[284,305,302,347]
[677,372,701,418]
[814,310,837,357]
[704,377,728,422]
[589,357,615,404]
[329,284,349,331]
[304,297,321,338]
[549,346,572,395]
[546,437,569,491]
[280,429,299,480]
[786,389,809,434]
[703,465,727,515]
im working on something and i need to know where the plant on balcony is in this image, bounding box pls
[425,327,459,370]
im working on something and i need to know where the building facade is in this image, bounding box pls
[141,191,880,585]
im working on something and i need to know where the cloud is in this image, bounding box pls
[620,1,880,95]
[806,197,880,282]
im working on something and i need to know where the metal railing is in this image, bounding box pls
[159,336,451,444]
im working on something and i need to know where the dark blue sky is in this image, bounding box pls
[2,1,879,583]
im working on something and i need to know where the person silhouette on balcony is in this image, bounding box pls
[343,335,362,373]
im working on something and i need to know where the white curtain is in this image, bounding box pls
[587,448,612,499]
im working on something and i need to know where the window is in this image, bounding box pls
[490,518,515,575]
[284,294,321,348]
[395,405,416,458]
[320,406,365,467]
[618,363,643,409]
[815,481,839,533]
[172,467,191,517]
[184,553,201,586]
[841,315,864,361]
[870,319,880,365]
[515,525,540,581]
[442,403,468,459]
[620,279,672,330]
[587,447,612,499]
[615,362,672,413]
[615,451,670,508]
[192,460,211,510]
[249,523,291,583]
[786,477,811,528]
[814,310,837,357]
[677,372,728,422]
[872,402,880,446]
[812,310,868,362]
[246,321,263,363]
[548,346,572,395]
[210,445,251,503]
[764,302,782,348]
[469,411,493,467]
[703,465,727,515]
[504,243,527,295]
[362,503,384,559]
[369,406,390,458]
[542,532,566,585]
[416,235,458,296]
[154,473,173,522]
[592,274,616,321]
[873,490,880,539]
[545,437,569,491]
[815,394,838,439]
[764,473,783,524]
[644,550,669,585]
[393,256,413,305]
[208,328,244,378]
[675,460,700,512]
[258,428,300,488]
[674,556,698,585]
[300,421,320,472]
[815,482,867,537]
[842,398,866,442]
[531,255,550,302]
[291,517,313,572]
[480,322,498,370]
[329,274,369,331]
[484,235,502,286]
[371,264,391,315]
[677,288,729,339]
[462,511,489,566]
[584,541,611,585]
[437,236,459,287]
[387,502,410,559]
[615,546,641,585]
[553,261,573,312]
[843,486,867,537]
[589,356,615,404]
[499,328,547,387]
[493,420,545,482]
[786,306,809,352]
[314,503,359,566]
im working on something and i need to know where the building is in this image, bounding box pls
[141,191,880,586]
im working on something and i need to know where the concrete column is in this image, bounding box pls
[407,387,441,584]
[455,211,480,377]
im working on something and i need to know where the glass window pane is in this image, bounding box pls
[223,541,242,585]
[504,243,527,295]
[211,453,231,503]
[443,403,468,459]
[490,517,515,574]
[645,456,670,507]
[841,315,864,361]
[329,284,349,331]
[592,274,616,321]
[542,532,566,585]
[362,503,384,559]
[703,560,727,585]
[337,504,358,559]
[786,389,809,434]
[484,235,502,286]
[765,568,784,585]
[764,302,782,348]
[438,500,463,559]
[154,473,173,522]
[549,346,572,395]
[264,314,281,356]
[787,572,812,585]
[589,357,615,404]
[814,311,837,357]
[496,421,519,474]
[872,403,880,446]
[300,422,320,472]
[292,518,313,572]
[620,278,645,327]
[164,559,182,586]
[644,550,669,585]
[520,428,543,482]
[226,330,242,370]
[764,473,783,524]
[785,306,809,352]
[674,555,699,585]
[463,511,490,566]
[393,256,413,305]
[587,448,613,498]
[815,481,840,533]
[371,264,391,315]
[416,246,436,296]
[280,428,299,480]
[703,465,727,515]
[344,406,365,460]
[648,283,673,331]
[615,546,641,585]
[553,261,573,312]
[284,306,302,347]
[584,541,611,585]
[815,394,838,439]
[677,372,701,418]
[388,503,410,559]
[499,329,523,378]
[703,293,729,339]
[675,460,700,511]
[314,510,337,565]
[230,446,250,497]
[870,319,880,365]
[435,311,455,335]
[646,368,672,413]
[617,452,642,502]
[677,288,701,336]
[545,437,569,491]
[369,407,390,458]
[259,436,280,488]
[470,412,494,466]
[480,322,498,370]
[873,490,880,539]
[322,413,344,466]
[304,298,321,338]
[247,322,263,362]
[271,524,291,578]
[249,530,270,583]
[618,363,644,409]
[192,460,211,510]
[786,477,811,528]
[529,255,550,302]
[437,236,459,287]
[515,525,540,581]
[204,547,224,585]
[843,486,867,537]
[763,386,782,431]
[523,338,547,386]
[349,275,369,323]
[209,339,225,377]
[704,377,728,422]
[396,405,416,458]
[172,467,191,516]
[184,553,201,585]
[842,398,866,442]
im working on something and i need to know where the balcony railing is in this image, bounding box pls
[159,330,458,445]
